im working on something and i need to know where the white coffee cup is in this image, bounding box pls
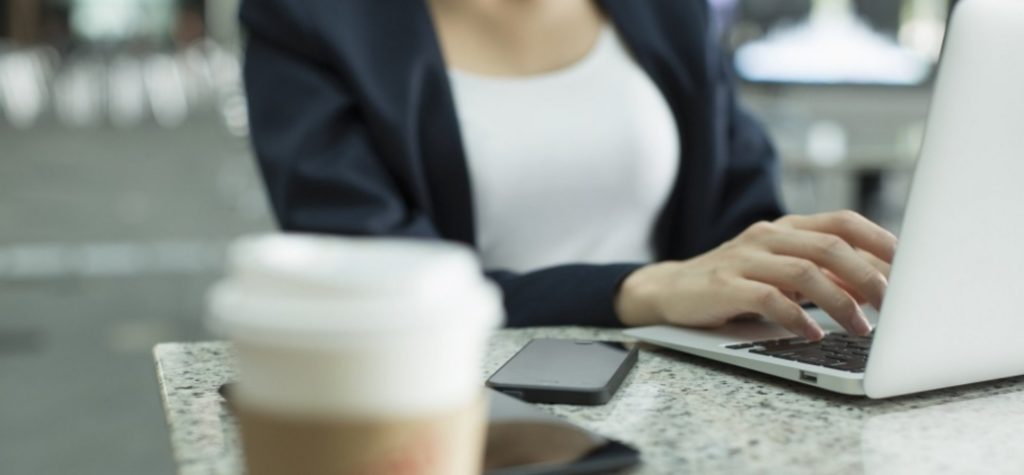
[208,233,503,475]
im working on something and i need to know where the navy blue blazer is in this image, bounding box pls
[240,0,784,328]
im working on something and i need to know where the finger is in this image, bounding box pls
[733,280,824,340]
[822,268,869,304]
[760,228,888,309]
[858,248,892,279]
[742,254,873,336]
[777,211,898,263]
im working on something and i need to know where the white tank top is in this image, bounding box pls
[448,26,680,273]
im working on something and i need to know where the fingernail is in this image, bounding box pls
[806,322,825,341]
[853,308,873,335]
[874,277,889,310]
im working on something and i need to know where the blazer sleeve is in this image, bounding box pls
[706,44,786,248]
[240,0,640,328]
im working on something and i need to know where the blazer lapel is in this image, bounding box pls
[599,0,711,258]
[411,0,478,246]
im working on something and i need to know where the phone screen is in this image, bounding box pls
[487,339,637,404]
[484,389,639,475]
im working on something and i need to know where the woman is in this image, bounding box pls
[240,0,895,340]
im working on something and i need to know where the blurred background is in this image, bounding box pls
[0,0,953,473]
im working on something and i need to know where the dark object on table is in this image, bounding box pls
[484,389,639,475]
[487,339,638,405]
[217,385,640,475]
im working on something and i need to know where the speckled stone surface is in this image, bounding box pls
[155,328,1024,475]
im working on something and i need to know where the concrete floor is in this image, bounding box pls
[0,113,273,475]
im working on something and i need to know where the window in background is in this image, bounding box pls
[720,0,953,86]
[69,0,176,43]
[1,1,9,39]
[708,0,742,39]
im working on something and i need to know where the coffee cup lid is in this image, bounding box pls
[207,234,503,347]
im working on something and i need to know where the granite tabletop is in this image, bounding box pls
[154,327,1024,475]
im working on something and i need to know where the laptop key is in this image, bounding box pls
[731,332,874,370]
[759,343,821,354]
[795,356,839,366]
[826,361,867,373]
[770,353,804,362]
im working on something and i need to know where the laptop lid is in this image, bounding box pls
[864,0,1024,398]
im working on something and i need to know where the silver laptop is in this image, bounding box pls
[625,0,1024,399]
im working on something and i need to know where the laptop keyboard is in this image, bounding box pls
[725,333,873,373]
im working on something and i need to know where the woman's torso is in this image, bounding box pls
[448,25,680,272]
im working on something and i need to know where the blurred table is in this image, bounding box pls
[154,327,1024,475]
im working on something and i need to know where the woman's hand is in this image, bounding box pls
[615,211,897,340]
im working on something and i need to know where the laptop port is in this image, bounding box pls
[799,371,818,384]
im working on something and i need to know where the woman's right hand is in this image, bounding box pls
[615,211,898,340]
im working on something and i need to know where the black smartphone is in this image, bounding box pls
[483,389,639,475]
[486,339,638,405]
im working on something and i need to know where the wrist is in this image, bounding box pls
[615,263,666,327]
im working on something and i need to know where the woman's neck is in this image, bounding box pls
[429,0,574,16]
[427,0,606,76]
